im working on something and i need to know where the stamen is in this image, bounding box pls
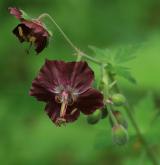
[55,95,62,103]
[18,26,24,37]
[29,36,36,43]
[71,108,78,115]
[60,99,68,118]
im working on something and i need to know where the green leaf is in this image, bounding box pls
[89,45,139,84]
[89,45,112,63]
[89,44,140,65]
[113,44,139,64]
[114,66,137,84]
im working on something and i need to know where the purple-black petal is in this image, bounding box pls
[34,35,48,54]
[45,101,80,125]
[77,88,104,115]
[66,61,94,93]
[30,79,54,102]
[21,20,49,37]
[29,60,70,101]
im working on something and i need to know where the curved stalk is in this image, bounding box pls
[38,13,101,65]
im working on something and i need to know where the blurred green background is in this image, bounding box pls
[0,0,160,164]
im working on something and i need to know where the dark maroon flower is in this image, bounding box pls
[9,7,51,54]
[30,60,104,126]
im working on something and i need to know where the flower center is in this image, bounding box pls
[55,90,77,118]
[18,26,37,44]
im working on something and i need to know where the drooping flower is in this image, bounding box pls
[30,60,104,126]
[9,7,51,54]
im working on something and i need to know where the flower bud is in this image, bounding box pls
[111,93,126,106]
[87,110,102,124]
[112,124,128,145]
[109,110,128,129]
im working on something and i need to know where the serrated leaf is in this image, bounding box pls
[114,66,137,84]
[89,45,139,84]
[89,45,112,63]
[113,45,139,64]
[89,44,140,65]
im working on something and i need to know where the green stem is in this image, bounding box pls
[107,105,119,126]
[38,13,102,65]
[76,55,82,62]
[76,52,82,62]
[38,13,79,53]
[79,52,102,65]
[101,65,119,127]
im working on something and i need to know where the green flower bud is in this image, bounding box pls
[109,110,128,129]
[87,110,102,124]
[111,93,126,106]
[112,124,128,145]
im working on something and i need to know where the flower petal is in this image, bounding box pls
[29,79,54,102]
[66,61,94,93]
[8,7,22,19]
[45,101,60,123]
[39,60,69,87]
[77,88,104,115]
[34,36,48,54]
[21,20,49,37]
[65,106,80,123]
[29,60,70,101]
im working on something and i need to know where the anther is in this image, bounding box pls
[18,26,24,37]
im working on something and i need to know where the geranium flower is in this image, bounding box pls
[9,7,51,54]
[30,60,104,126]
